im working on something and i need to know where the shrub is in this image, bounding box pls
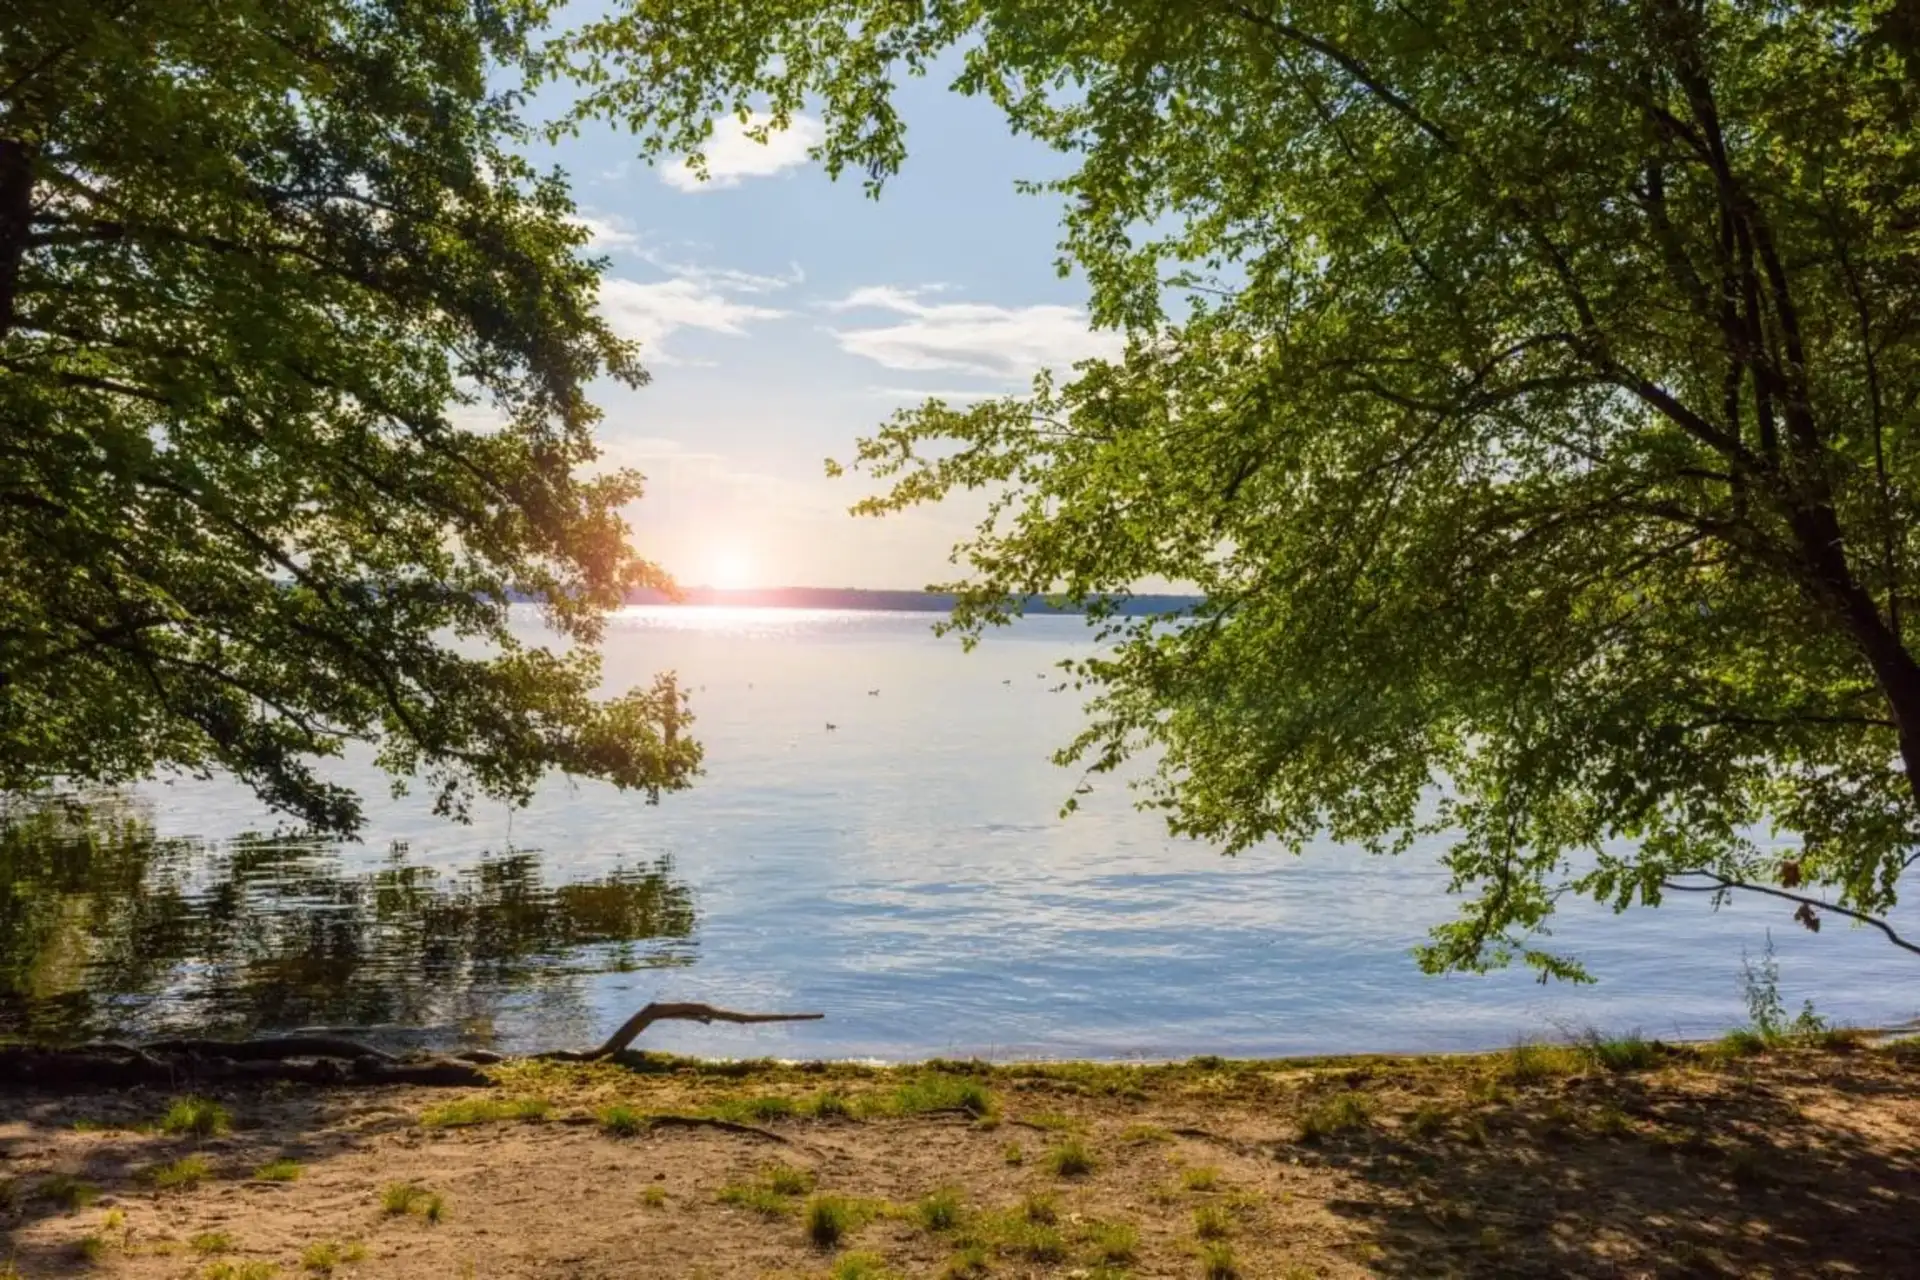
[1045,1138,1095,1178]
[161,1097,231,1138]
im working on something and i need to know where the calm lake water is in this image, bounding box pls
[5,606,1917,1060]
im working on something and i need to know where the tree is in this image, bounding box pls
[567,0,1920,974]
[1,0,700,835]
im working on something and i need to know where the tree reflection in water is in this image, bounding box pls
[0,794,697,1046]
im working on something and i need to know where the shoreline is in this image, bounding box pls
[3,1035,1914,1277]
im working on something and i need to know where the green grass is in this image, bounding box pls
[1001,1141,1024,1166]
[151,1154,213,1190]
[1580,1031,1659,1073]
[886,1074,995,1118]
[1021,1191,1058,1224]
[379,1183,443,1221]
[916,1188,964,1231]
[998,1218,1067,1263]
[299,1241,366,1274]
[1297,1091,1373,1142]
[803,1090,854,1119]
[418,1095,550,1128]
[38,1174,99,1211]
[1180,1164,1220,1191]
[191,1232,235,1256]
[641,1185,667,1208]
[1086,1220,1139,1263]
[1500,1041,1584,1083]
[1405,1102,1451,1138]
[76,1233,106,1262]
[597,1104,645,1137]
[718,1162,817,1215]
[161,1096,232,1138]
[1120,1123,1171,1143]
[763,1163,816,1196]
[1199,1241,1241,1279]
[203,1263,278,1280]
[1710,1029,1769,1060]
[940,1243,991,1279]
[806,1194,856,1248]
[1044,1137,1095,1178]
[1024,1111,1080,1132]
[829,1253,896,1280]
[253,1159,302,1182]
[1194,1204,1233,1240]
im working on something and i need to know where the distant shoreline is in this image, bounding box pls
[516,587,1204,615]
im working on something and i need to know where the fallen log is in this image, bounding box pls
[0,1003,824,1090]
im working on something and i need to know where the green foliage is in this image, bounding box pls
[150,1154,212,1190]
[1043,1137,1095,1178]
[805,1195,855,1248]
[916,1188,964,1231]
[829,1253,897,1280]
[597,1105,645,1138]
[253,1160,302,1183]
[39,1174,99,1210]
[203,1263,278,1280]
[380,1182,442,1221]
[190,1233,235,1256]
[1741,931,1832,1042]
[299,1242,365,1275]
[1580,1032,1660,1073]
[573,0,1920,974]
[1298,1092,1373,1142]
[420,1096,550,1128]
[1199,1242,1242,1280]
[160,1096,230,1138]
[1180,1165,1220,1192]
[0,0,699,834]
[885,1075,995,1119]
[1193,1204,1233,1240]
[1086,1219,1139,1263]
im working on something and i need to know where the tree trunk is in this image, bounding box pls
[0,137,34,340]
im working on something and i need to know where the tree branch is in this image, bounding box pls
[1663,871,1920,959]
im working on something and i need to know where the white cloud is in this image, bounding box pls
[574,213,642,253]
[662,112,825,192]
[599,277,787,363]
[826,286,1122,381]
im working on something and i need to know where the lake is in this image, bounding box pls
[4,605,1916,1060]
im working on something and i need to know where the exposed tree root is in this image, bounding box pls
[0,1003,824,1091]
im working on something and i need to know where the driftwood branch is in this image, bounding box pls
[1664,871,1920,958]
[0,1003,825,1090]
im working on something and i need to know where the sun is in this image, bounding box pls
[707,548,757,590]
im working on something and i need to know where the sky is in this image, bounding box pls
[519,43,1119,592]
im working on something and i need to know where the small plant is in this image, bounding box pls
[1181,1165,1220,1192]
[941,1243,991,1279]
[763,1163,816,1196]
[917,1188,964,1231]
[598,1105,645,1138]
[1025,1111,1080,1132]
[1194,1204,1233,1240]
[1740,931,1830,1043]
[806,1195,854,1248]
[380,1182,442,1221]
[829,1253,895,1280]
[76,1233,107,1262]
[1002,1219,1067,1262]
[192,1232,235,1255]
[1586,1105,1634,1138]
[1713,1028,1769,1060]
[40,1173,100,1210]
[1087,1220,1139,1263]
[718,1182,791,1216]
[1045,1138,1095,1178]
[300,1241,366,1274]
[152,1154,213,1190]
[805,1091,853,1119]
[1199,1241,1241,1279]
[742,1095,796,1122]
[1500,1041,1581,1084]
[1001,1141,1025,1166]
[419,1096,550,1128]
[1298,1091,1372,1143]
[161,1096,232,1138]
[1406,1102,1451,1138]
[254,1159,302,1182]
[204,1263,279,1280]
[641,1185,667,1208]
[1580,1030,1658,1073]
[1021,1191,1058,1224]
[889,1075,995,1118]
[1120,1123,1171,1143]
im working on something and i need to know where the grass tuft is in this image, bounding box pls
[806,1194,855,1248]
[253,1159,302,1182]
[1405,1102,1451,1138]
[379,1182,443,1221]
[916,1188,964,1231]
[151,1154,213,1190]
[641,1185,667,1208]
[161,1096,232,1138]
[1500,1041,1583,1083]
[1021,1191,1058,1224]
[38,1173,100,1211]
[1199,1241,1241,1279]
[1181,1164,1221,1191]
[597,1104,645,1137]
[1580,1031,1659,1073]
[804,1090,854,1119]
[1120,1123,1172,1144]
[1087,1219,1139,1263]
[829,1252,896,1280]
[888,1074,995,1119]
[1001,1141,1025,1166]
[1044,1137,1095,1178]
[1001,1218,1067,1262]
[76,1233,106,1262]
[202,1264,278,1280]
[191,1232,234,1256]
[1298,1091,1373,1143]
[419,1096,549,1128]
[299,1241,365,1275]
[940,1243,991,1279]
[1194,1204,1233,1240]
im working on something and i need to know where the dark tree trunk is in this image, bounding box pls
[0,137,34,340]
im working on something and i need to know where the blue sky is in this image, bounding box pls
[519,56,1118,591]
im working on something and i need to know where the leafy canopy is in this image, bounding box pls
[1,0,699,834]
[570,0,1920,975]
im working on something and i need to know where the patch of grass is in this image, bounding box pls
[940,1243,991,1279]
[887,1074,995,1119]
[917,1188,964,1232]
[38,1173,100,1211]
[151,1154,213,1190]
[379,1182,442,1221]
[1199,1241,1241,1279]
[1044,1137,1095,1178]
[641,1185,667,1208]
[829,1252,896,1280]
[1405,1102,1451,1138]
[1180,1164,1221,1192]
[1086,1220,1139,1263]
[1024,1111,1080,1132]
[1709,1029,1768,1061]
[1500,1041,1583,1083]
[299,1241,366,1274]
[803,1090,854,1119]
[1194,1204,1234,1240]
[1120,1123,1171,1143]
[191,1232,235,1256]
[1297,1091,1373,1143]
[764,1163,816,1196]
[1001,1141,1025,1166]
[1021,1191,1058,1224]
[999,1218,1067,1263]
[418,1095,549,1128]
[597,1104,645,1137]
[718,1183,792,1216]
[161,1096,232,1138]
[254,1159,302,1182]
[1580,1030,1659,1073]
[806,1194,857,1248]
[203,1264,279,1280]
[76,1233,107,1262]
[1585,1105,1634,1138]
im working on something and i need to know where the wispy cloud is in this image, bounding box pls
[598,258,799,363]
[573,212,643,254]
[825,286,1121,381]
[662,112,824,193]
